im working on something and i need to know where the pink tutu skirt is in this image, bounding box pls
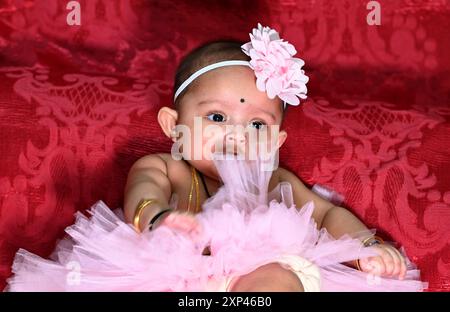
[5,157,427,292]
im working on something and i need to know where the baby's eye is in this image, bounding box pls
[206,113,226,122]
[249,120,266,130]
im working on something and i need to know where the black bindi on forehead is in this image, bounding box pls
[240,98,245,103]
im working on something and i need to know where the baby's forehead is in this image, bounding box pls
[181,66,283,117]
[190,67,262,99]
[196,66,255,87]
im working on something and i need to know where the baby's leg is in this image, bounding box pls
[229,262,304,292]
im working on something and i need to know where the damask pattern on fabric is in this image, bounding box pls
[0,0,449,291]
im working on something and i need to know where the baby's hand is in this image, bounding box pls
[358,244,407,280]
[156,211,202,238]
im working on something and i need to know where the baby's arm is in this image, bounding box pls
[277,167,368,234]
[278,168,407,278]
[124,154,201,235]
[124,154,173,231]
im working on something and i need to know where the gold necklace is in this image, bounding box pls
[187,166,200,213]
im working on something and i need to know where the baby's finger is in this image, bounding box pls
[162,213,198,232]
[360,256,382,275]
[391,247,407,280]
[378,248,395,276]
[367,256,386,276]
[384,247,401,277]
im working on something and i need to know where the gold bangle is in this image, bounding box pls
[356,259,362,271]
[133,199,159,232]
[361,235,384,247]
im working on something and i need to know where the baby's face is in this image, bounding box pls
[175,66,286,179]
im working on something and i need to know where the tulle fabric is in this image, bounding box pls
[5,156,427,292]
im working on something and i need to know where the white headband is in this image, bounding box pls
[173,24,309,108]
[173,60,250,102]
[173,60,289,108]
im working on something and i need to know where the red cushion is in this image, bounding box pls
[1,0,449,291]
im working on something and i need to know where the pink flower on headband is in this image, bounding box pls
[241,23,309,106]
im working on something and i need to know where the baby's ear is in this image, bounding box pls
[157,106,178,141]
[276,130,288,149]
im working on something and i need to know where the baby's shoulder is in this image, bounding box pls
[272,166,304,185]
[130,153,189,173]
[272,166,290,181]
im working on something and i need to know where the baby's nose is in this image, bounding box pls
[223,130,247,156]
[226,131,246,144]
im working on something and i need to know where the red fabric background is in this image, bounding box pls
[0,0,449,291]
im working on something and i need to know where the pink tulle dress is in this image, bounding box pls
[5,156,427,292]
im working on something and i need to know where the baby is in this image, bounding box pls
[124,24,407,291]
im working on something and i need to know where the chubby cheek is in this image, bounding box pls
[249,128,281,157]
[173,120,281,161]
[174,122,225,161]
[201,125,226,159]
[208,127,280,160]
